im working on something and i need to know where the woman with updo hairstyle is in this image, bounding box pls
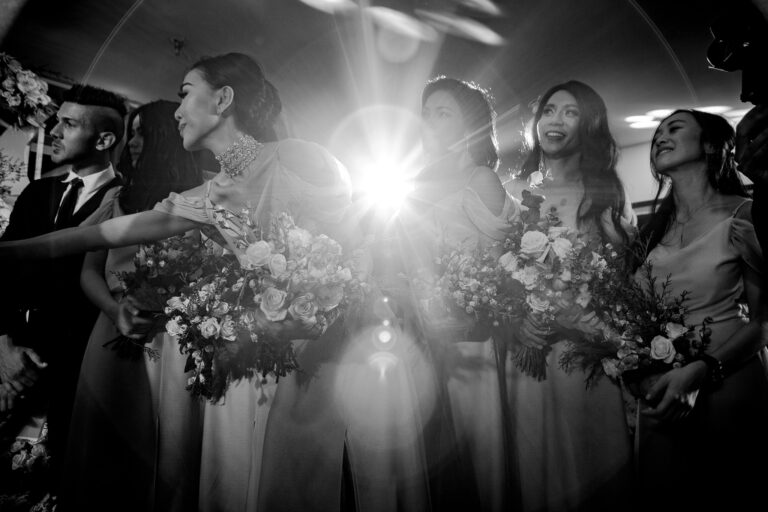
[633,109,768,509]
[504,80,636,512]
[0,52,354,512]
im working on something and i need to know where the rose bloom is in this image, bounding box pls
[664,322,688,340]
[211,300,231,317]
[198,317,221,339]
[315,283,344,311]
[243,240,273,268]
[499,251,518,272]
[519,230,549,259]
[166,318,186,337]
[649,335,677,363]
[602,358,621,379]
[550,237,573,260]
[526,294,551,314]
[259,286,288,321]
[220,315,238,341]
[268,253,288,278]
[512,265,539,290]
[15,70,41,94]
[288,293,319,327]
[335,267,353,282]
[166,296,188,313]
[287,227,313,258]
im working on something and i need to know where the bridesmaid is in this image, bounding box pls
[0,53,353,512]
[405,76,518,512]
[504,80,636,511]
[63,100,203,512]
[635,109,768,509]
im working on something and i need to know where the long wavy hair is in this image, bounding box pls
[190,52,282,142]
[638,109,748,257]
[117,100,203,213]
[517,80,627,241]
[422,76,499,171]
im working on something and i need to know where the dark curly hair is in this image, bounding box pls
[422,76,499,171]
[639,109,748,257]
[517,80,628,242]
[117,100,202,213]
[190,52,282,142]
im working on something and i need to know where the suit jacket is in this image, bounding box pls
[0,173,122,357]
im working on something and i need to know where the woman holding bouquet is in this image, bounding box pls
[400,76,518,512]
[0,52,353,512]
[635,109,768,508]
[62,100,203,512]
[503,80,636,511]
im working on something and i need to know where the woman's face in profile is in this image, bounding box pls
[127,114,143,167]
[175,69,219,152]
[651,112,705,174]
[536,89,581,159]
[421,89,466,159]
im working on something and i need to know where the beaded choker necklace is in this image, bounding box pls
[215,134,264,178]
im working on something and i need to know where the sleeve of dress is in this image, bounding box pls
[275,139,353,228]
[730,217,764,276]
[461,187,515,242]
[152,181,213,225]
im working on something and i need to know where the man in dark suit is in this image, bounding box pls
[0,84,126,481]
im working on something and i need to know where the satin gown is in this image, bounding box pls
[401,156,519,512]
[503,178,635,512]
[63,200,203,512]
[154,138,352,512]
[637,199,768,509]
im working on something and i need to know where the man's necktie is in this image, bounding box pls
[55,177,84,229]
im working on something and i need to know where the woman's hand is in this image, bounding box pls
[642,360,707,423]
[516,314,552,349]
[600,207,637,246]
[115,295,156,339]
[250,307,325,341]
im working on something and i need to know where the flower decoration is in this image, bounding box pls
[163,210,367,402]
[0,53,55,129]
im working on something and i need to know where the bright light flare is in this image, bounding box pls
[358,160,415,213]
[415,9,506,46]
[297,0,357,14]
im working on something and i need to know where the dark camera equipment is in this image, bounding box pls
[707,0,768,105]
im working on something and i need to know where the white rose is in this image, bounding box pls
[166,296,188,313]
[664,322,688,340]
[650,335,676,363]
[287,228,313,258]
[288,293,319,327]
[512,265,539,290]
[220,316,238,341]
[198,317,221,339]
[268,253,288,277]
[519,231,549,259]
[243,240,272,268]
[259,287,288,321]
[526,294,550,314]
[550,237,573,260]
[602,358,621,379]
[498,251,518,272]
[165,318,186,337]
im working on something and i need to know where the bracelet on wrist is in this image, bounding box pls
[698,353,725,388]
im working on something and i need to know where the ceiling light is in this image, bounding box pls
[697,105,731,114]
[629,121,659,129]
[625,115,654,123]
[724,108,751,118]
[645,109,674,118]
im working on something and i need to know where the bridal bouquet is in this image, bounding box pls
[559,250,713,394]
[109,233,211,359]
[0,53,55,129]
[428,190,610,379]
[163,210,367,401]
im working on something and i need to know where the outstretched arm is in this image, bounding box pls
[0,210,200,261]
